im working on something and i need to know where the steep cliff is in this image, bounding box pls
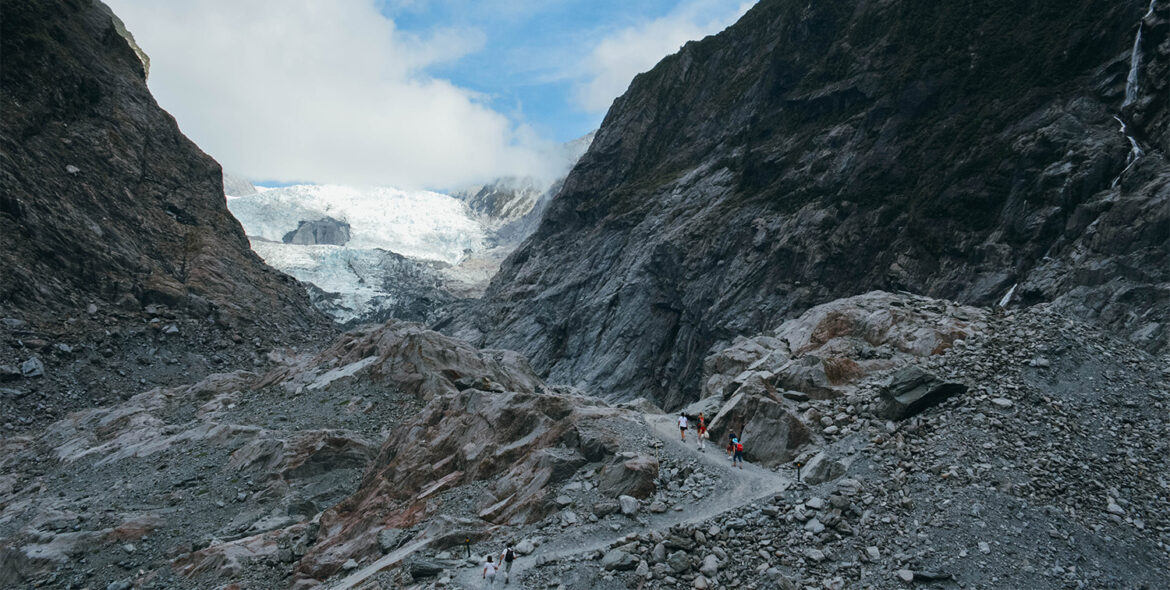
[0,0,326,330]
[0,0,329,426]
[451,0,1169,409]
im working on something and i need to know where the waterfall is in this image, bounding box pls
[1113,2,1156,186]
[1112,115,1145,187]
[1123,27,1143,108]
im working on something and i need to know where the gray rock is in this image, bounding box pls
[804,518,825,534]
[106,582,132,590]
[619,495,639,516]
[802,451,849,485]
[878,366,967,419]
[601,549,638,571]
[0,365,20,382]
[409,558,447,578]
[649,501,668,513]
[598,454,659,499]
[652,542,667,563]
[377,528,403,554]
[635,559,651,578]
[515,539,536,555]
[896,569,914,582]
[666,550,691,573]
[593,501,619,517]
[20,356,44,378]
[699,554,719,576]
[342,558,359,570]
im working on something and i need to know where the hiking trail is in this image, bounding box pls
[362,413,790,590]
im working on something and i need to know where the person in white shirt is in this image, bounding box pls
[483,555,498,588]
[678,413,688,441]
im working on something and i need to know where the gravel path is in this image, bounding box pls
[441,413,791,589]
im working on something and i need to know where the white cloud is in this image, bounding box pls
[106,0,557,189]
[574,1,755,113]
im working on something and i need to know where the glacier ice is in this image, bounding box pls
[227,184,485,266]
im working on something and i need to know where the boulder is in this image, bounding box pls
[666,550,691,573]
[601,549,638,571]
[801,451,851,485]
[20,356,44,378]
[598,454,659,499]
[408,558,447,578]
[878,366,967,419]
[619,495,639,516]
[592,501,619,517]
[708,393,810,466]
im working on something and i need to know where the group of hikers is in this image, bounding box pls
[678,412,745,468]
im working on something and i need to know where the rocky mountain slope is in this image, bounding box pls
[448,0,1169,410]
[0,0,331,430]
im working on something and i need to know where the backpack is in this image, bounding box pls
[505,549,515,562]
[736,442,744,452]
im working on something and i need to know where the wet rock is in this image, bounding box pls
[878,366,967,419]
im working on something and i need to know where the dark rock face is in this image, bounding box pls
[452,0,1169,409]
[877,365,967,420]
[282,217,351,246]
[0,0,324,333]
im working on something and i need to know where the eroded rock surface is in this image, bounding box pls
[450,0,1169,410]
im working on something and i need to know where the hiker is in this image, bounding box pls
[678,413,688,441]
[483,555,498,588]
[727,432,737,460]
[697,412,707,450]
[499,544,516,584]
[733,437,745,469]
[465,537,472,558]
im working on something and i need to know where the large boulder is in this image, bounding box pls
[708,393,810,466]
[878,366,967,419]
[601,549,638,571]
[598,453,659,499]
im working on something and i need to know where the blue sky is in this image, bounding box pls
[107,0,753,188]
[387,0,724,142]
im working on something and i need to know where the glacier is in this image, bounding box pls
[223,132,594,325]
[227,184,485,265]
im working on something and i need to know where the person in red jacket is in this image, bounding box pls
[733,438,745,469]
[696,412,708,450]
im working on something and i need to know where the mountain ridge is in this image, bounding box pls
[447,0,1169,409]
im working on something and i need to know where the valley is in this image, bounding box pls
[0,1,1166,589]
